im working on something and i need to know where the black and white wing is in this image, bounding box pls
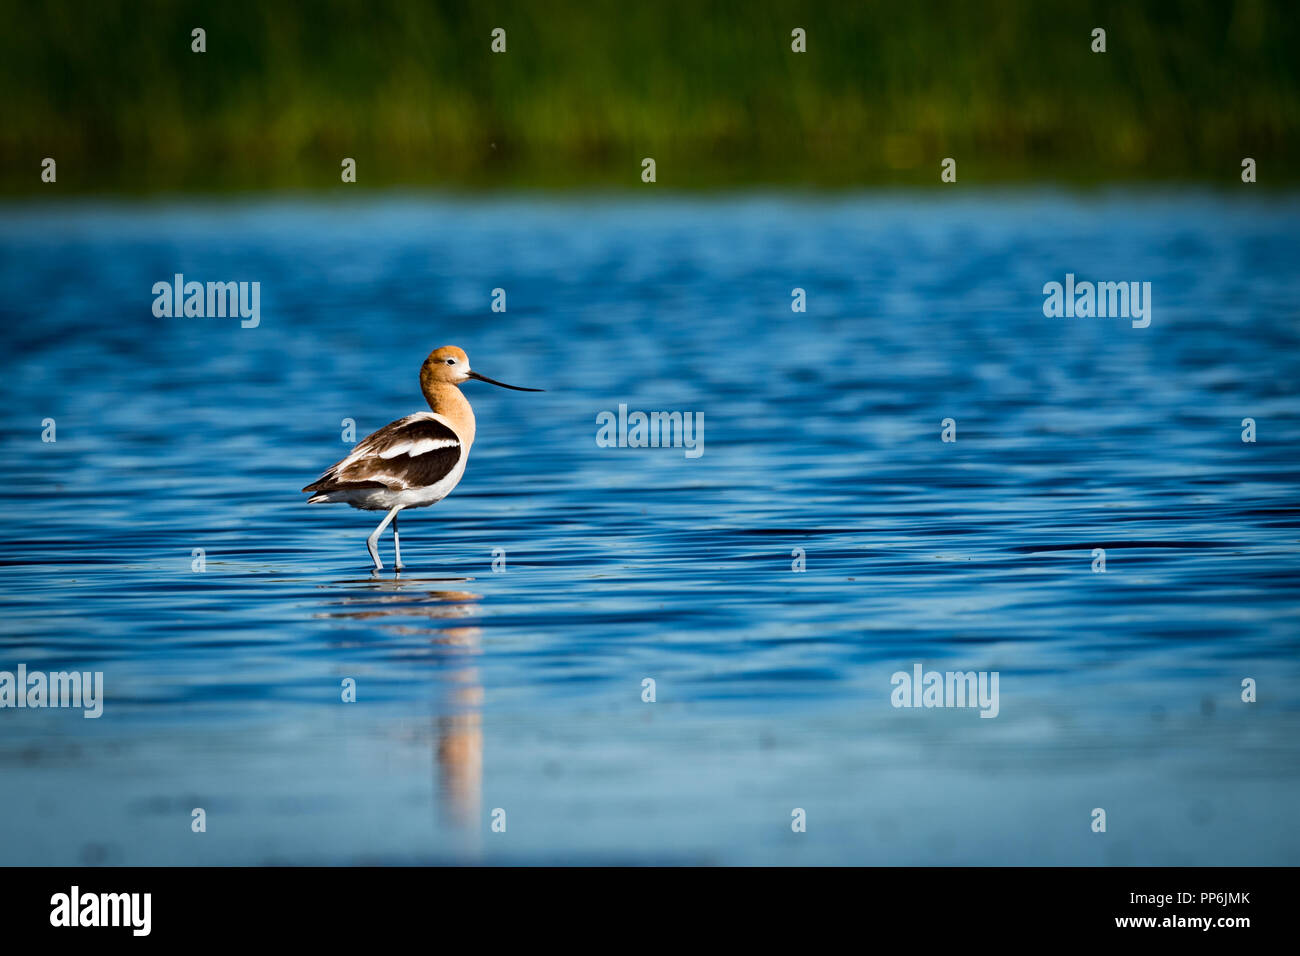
[302,413,463,498]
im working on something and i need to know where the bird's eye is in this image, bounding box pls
[445,358,457,365]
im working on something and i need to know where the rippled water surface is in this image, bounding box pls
[1,192,1298,864]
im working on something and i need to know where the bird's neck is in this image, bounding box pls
[423,382,476,449]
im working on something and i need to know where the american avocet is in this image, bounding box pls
[302,346,541,570]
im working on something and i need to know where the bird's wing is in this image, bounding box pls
[302,413,463,493]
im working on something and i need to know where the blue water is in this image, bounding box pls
[1,191,1298,865]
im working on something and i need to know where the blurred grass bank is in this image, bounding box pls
[1,0,1297,193]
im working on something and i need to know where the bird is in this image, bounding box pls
[302,345,542,571]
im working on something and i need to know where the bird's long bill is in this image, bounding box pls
[466,370,544,391]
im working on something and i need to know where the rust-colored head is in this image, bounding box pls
[420,345,543,393]
[420,346,472,388]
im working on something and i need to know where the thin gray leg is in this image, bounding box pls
[366,507,400,571]
[392,511,404,570]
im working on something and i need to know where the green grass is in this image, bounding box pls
[2,0,1297,193]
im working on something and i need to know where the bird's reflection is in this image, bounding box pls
[317,576,485,846]
[434,626,483,834]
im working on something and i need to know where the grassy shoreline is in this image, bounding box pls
[3,0,1297,193]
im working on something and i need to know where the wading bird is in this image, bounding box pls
[302,346,541,570]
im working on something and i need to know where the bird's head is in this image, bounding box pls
[420,345,543,391]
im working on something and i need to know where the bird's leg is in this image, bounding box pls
[392,511,404,571]
[367,507,400,571]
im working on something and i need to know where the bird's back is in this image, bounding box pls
[303,412,466,508]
